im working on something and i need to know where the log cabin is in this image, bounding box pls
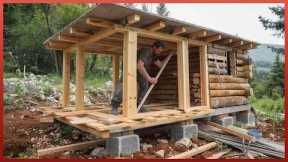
[40,4,258,143]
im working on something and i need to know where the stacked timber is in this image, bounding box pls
[236,50,253,79]
[207,45,228,75]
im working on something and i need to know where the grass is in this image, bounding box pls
[250,96,284,123]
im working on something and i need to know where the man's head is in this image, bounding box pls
[152,41,165,55]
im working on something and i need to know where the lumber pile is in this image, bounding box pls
[207,45,228,75]
[199,130,284,158]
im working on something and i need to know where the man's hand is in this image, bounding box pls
[148,77,158,84]
[154,60,163,68]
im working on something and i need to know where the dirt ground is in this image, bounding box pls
[3,106,285,159]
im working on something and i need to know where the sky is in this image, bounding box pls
[134,3,284,46]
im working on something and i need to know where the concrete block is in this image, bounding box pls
[106,134,140,157]
[171,123,198,140]
[236,111,256,126]
[213,116,234,127]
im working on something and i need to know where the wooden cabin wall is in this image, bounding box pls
[147,44,253,109]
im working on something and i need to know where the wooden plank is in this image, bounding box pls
[69,27,90,37]
[145,20,166,31]
[203,34,222,43]
[210,90,249,97]
[230,41,244,48]
[58,34,82,43]
[177,40,190,112]
[86,17,114,28]
[237,43,254,50]
[206,121,255,141]
[189,30,207,39]
[37,140,103,157]
[62,49,71,107]
[172,26,187,35]
[122,30,138,118]
[75,46,85,110]
[209,83,250,90]
[216,38,233,45]
[127,14,140,25]
[112,55,120,92]
[211,96,249,108]
[168,142,218,159]
[199,45,210,107]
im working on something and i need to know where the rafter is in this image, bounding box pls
[58,34,82,43]
[189,30,207,39]
[145,20,166,31]
[230,40,244,47]
[216,38,233,45]
[202,34,222,43]
[173,26,187,35]
[237,43,255,50]
[69,27,90,37]
[86,17,114,28]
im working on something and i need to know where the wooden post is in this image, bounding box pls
[122,30,137,118]
[62,49,71,107]
[177,39,190,112]
[112,55,120,92]
[75,46,85,110]
[199,45,210,108]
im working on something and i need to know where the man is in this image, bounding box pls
[111,41,168,115]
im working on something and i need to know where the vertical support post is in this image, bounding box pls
[199,45,210,108]
[177,39,190,112]
[123,30,137,118]
[62,49,71,107]
[112,55,120,92]
[75,46,85,110]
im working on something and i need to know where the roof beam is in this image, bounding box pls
[237,43,255,50]
[230,40,244,47]
[126,14,141,25]
[86,17,114,28]
[189,30,207,39]
[145,21,166,31]
[216,38,233,45]
[69,27,90,37]
[202,34,222,43]
[172,26,187,35]
[58,34,82,43]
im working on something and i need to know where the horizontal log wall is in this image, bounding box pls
[147,44,252,109]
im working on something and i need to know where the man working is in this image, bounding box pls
[111,41,169,115]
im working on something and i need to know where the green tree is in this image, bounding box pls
[156,3,169,16]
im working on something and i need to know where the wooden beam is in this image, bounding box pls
[75,46,85,110]
[216,38,233,45]
[86,17,114,28]
[203,34,222,43]
[230,41,244,47]
[69,27,90,37]
[122,30,137,118]
[172,26,187,35]
[62,49,71,107]
[58,34,82,43]
[237,43,254,50]
[145,20,166,31]
[189,30,207,39]
[37,140,103,157]
[67,27,119,51]
[112,55,120,92]
[199,45,210,107]
[177,39,190,112]
[127,14,140,25]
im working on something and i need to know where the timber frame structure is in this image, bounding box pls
[41,4,258,138]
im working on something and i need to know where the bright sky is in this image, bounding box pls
[135,3,284,45]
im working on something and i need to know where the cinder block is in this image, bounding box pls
[171,124,198,140]
[106,134,140,157]
[236,111,256,126]
[213,116,234,127]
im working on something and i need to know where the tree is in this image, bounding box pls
[156,3,169,16]
[259,6,284,54]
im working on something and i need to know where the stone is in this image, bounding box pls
[175,138,192,148]
[236,111,256,126]
[171,124,198,141]
[106,134,140,157]
[90,147,107,157]
[141,143,153,152]
[213,116,234,127]
[154,150,165,158]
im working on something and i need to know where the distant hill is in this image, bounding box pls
[248,44,284,72]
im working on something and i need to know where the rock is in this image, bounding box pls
[157,139,169,144]
[90,147,107,157]
[154,150,165,158]
[141,143,153,152]
[175,138,192,148]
